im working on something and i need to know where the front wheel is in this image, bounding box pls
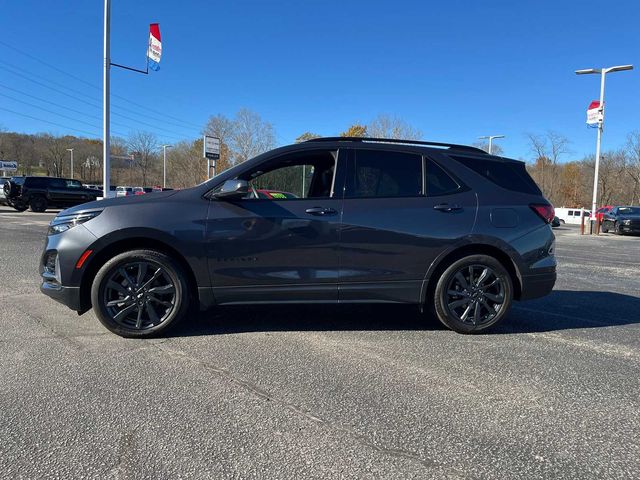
[614,222,623,235]
[91,250,190,338]
[433,255,513,334]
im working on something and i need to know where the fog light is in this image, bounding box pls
[44,251,57,276]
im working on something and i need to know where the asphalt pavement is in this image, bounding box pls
[1,206,639,479]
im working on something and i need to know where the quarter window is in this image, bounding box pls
[425,159,460,196]
[346,150,422,198]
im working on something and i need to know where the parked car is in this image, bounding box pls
[601,206,640,235]
[554,207,591,225]
[256,189,298,199]
[132,187,146,195]
[595,205,614,223]
[116,186,133,197]
[40,137,556,338]
[0,176,10,205]
[3,176,100,212]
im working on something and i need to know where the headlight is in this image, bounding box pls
[623,219,632,225]
[49,211,102,235]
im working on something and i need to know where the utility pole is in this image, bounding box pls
[478,135,505,155]
[102,0,111,199]
[66,148,74,179]
[576,64,633,232]
[161,144,172,188]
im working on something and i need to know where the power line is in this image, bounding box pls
[0,106,111,138]
[0,40,204,130]
[0,60,200,135]
[0,78,194,143]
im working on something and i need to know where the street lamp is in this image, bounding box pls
[161,144,172,188]
[66,148,74,179]
[575,64,633,232]
[478,135,505,154]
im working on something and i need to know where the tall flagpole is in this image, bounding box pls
[103,0,111,199]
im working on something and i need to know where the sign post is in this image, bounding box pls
[203,135,220,179]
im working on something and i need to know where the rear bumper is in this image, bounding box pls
[40,280,83,311]
[519,270,556,301]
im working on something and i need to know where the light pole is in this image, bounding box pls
[102,0,111,199]
[576,64,633,231]
[66,148,74,179]
[478,135,505,155]
[161,144,172,188]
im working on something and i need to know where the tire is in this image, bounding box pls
[433,254,513,334]
[614,222,623,235]
[29,196,48,213]
[12,203,27,212]
[91,249,190,338]
[601,223,609,233]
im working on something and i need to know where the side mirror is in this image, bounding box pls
[213,179,249,199]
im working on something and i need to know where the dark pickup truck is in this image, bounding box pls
[3,176,100,212]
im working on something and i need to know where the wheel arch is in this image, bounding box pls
[77,236,200,313]
[420,243,523,306]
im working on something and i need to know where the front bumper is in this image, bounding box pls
[40,280,83,311]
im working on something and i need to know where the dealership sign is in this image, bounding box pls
[0,161,17,171]
[204,136,220,160]
[587,100,603,126]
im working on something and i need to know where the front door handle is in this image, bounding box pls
[433,203,462,212]
[305,207,338,216]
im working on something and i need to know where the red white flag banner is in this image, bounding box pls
[586,100,602,125]
[147,23,162,71]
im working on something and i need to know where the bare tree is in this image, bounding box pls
[232,108,276,165]
[472,141,504,156]
[526,131,570,201]
[127,131,159,186]
[625,131,640,204]
[367,114,422,140]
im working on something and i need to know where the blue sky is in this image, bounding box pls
[0,0,638,161]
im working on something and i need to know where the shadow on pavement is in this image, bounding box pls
[168,289,640,337]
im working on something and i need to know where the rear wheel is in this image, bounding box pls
[29,196,47,212]
[433,254,513,334]
[601,222,609,233]
[91,250,190,338]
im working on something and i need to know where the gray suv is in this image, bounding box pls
[40,138,556,337]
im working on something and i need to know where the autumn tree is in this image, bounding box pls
[295,132,321,143]
[340,124,367,137]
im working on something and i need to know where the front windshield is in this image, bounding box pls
[618,207,640,215]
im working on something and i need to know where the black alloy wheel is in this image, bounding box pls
[91,250,190,337]
[434,254,513,333]
[29,196,47,212]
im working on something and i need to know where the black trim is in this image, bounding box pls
[305,137,487,154]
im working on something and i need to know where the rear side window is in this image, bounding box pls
[25,177,49,188]
[49,178,65,188]
[346,150,422,198]
[451,155,542,195]
[425,159,460,196]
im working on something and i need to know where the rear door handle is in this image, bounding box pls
[305,207,338,216]
[433,203,462,212]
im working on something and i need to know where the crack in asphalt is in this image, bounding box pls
[153,342,470,479]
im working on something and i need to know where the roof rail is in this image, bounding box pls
[304,137,487,154]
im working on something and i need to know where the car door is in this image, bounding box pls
[338,148,477,303]
[205,148,346,304]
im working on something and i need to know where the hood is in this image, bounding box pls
[60,190,180,216]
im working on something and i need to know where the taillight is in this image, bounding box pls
[530,204,555,224]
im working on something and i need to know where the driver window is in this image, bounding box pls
[244,150,336,200]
